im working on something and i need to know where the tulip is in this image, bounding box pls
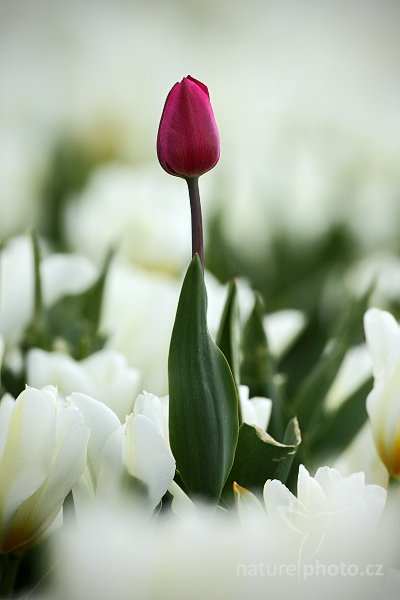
[0,386,89,554]
[27,347,141,423]
[157,76,220,264]
[70,392,175,513]
[157,76,220,180]
[238,385,272,431]
[364,308,400,477]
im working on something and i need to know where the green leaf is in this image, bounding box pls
[21,231,51,351]
[309,377,371,459]
[168,256,239,503]
[46,250,113,359]
[291,287,372,433]
[240,295,285,439]
[216,279,240,386]
[22,243,113,360]
[223,417,301,501]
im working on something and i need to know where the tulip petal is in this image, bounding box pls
[157,76,220,178]
[0,387,57,534]
[123,413,175,510]
[69,392,121,483]
[364,308,400,379]
[4,405,89,552]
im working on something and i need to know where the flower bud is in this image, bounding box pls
[157,76,220,179]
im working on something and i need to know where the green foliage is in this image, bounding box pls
[0,234,114,399]
[223,417,301,502]
[168,256,239,503]
[309,377,372,461]
[216,279,240,386]
[240,295,285,440]
[21,236,112,361]
[289,286,372,435]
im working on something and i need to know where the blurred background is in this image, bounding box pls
[1,0,400,319]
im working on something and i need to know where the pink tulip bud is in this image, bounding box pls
[157,76,220,179]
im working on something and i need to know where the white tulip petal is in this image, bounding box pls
[123,413,175,510]
[0,394,15,460]
[238,385,272,431]
[168,481,196,519]
[68,393,121,483]
[263,310,306,359]
[41,253,97,306]
[96,426,125,497]
[82,350,141,422]
[0,387,57,529]
[5,405,89,552]
[296,464,326,514]
[364,308,400,380]
[27,349,93,398]
[263,479,297,521]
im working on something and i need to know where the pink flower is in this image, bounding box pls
[157,76,220,179]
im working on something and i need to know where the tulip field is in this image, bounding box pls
[1,1,400,599]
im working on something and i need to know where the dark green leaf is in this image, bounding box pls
[223,417,301,501]
[240,295,285,439]
[216,279,240,386]
[309,377,371,459]
[168,256,239,503]
[291,286,372,433]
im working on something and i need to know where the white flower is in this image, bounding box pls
[238,385,272,431]
[0,235,97,345]
[70,392,175,513]
[50,472,392,600]
[265,465,385,528]
[0,126,47,240]
[0,236,34,344]
[236,465,386,566]
[67,392,121,513]
[263,466,386,560]
[0,385,89,553]
[364,308,400,477]
[263,310,306,359]
[27,348,141,422]
[120,392,175,509]
[99,258,178,395]
[0,335,4,373]
[64,163,190,274]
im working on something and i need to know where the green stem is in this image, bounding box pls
[0,553,21,598]
[31,230,43,324]
[186,177,204,266]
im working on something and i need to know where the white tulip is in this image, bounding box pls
[238,385,272,431]
[0,385,89,553]
[68,392,121,514]
[64,163,190,274]
[50,471,392,600]
[70,392,175,513]
[99,257,179,395]
[263,310,306,359]
[0,236,34,345]
[364,308,400,477]
[235,465,386,566]
[0,336,4,373]
[27,348,141,422]
[121,392,175,508]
